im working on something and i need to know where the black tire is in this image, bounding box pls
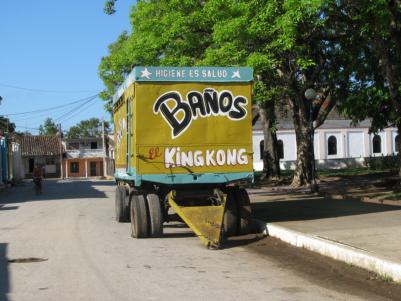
[115,186,128,222]
[236,188,252,235]
[145,193,163,238]
[130,194,149,238]
[223,189,239,236]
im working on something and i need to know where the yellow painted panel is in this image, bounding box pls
[134,82,253,175]
[113,85,135,169]
[113,99,127,169]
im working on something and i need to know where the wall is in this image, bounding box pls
[62,158,104,178]
[9,142,24,181]
[253,127,399,171]
[0,138,6,183]
[22,156,61,178]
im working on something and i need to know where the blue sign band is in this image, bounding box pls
[113,66,253,103]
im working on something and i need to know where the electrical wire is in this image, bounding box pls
[57,98,100,124]
[14,125,41,131]
[7,93,102,133]
[4,94,99,116]
[54,95,99,123]
[0,82,98,94]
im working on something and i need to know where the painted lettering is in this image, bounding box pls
[163,147,249,168]
[206,150,216,166]
[165,147,176,168]
[153,89,248,139]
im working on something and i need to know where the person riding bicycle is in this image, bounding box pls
[32,164,44,193]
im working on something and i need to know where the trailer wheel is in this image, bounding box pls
[115,186,129,222]
[236,188,252,235]
[130,194,149,238]
[145,193,163,238]
[223,189,239,236]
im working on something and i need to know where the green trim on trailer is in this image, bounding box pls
[114,169,253,187]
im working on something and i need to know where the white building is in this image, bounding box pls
[253,119,400,171]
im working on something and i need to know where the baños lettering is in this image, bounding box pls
[153,88,248,138]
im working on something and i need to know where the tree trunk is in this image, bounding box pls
[397,124,401,186]
[375,39,401,187]
[258,102,280,180]
[291,99,314,188]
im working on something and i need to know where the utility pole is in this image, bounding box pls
[102,118,107,177]
[58,124,64,179]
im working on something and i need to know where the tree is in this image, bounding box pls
[99,0,354,188]
[202,0,355,188]
[39,118,58,136]
[99,0,283,180]
[0,116,15,134]
[104,0,117,15]
[66,118,109,139]
[328,0,401,184]
[99,0,215,106]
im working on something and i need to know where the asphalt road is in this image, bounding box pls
[0,179,400,301]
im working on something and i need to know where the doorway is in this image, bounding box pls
[90,162,97,176]
[29,158,34,173]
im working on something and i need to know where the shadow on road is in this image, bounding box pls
[0,205,18,211]
[0,243,9,301]
[251,195,401,223]
[222,234,265,250]
[0,180,114,206]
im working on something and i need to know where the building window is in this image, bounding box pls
[68,142,79,150]
[46,157,55,165]
[91,142,98,149]
[395,135,400,153]
[373,135,381,154]
[260,140,264,159]
[277,140,284,159]
[70,162,79,173]
[328,136,337,155]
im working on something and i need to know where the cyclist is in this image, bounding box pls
[32,164,44,194]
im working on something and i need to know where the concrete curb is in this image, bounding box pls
[256,220,401,283]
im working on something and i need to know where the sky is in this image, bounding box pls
[0,0,134,134]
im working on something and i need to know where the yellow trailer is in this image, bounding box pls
[113,66,253,248]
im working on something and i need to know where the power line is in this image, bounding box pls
[9,98,96,122]
[57,99,100,124]
[0,82,98,94]
[14,125,41,131]
[10,96,98,122]
[3,94,99,116]
[55,96,99,123]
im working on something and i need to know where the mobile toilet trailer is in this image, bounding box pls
[113,66,254,248]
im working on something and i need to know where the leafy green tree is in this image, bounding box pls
[99,0,357,187]
[66,118,109,138]
[99,0,215,105]
[202,0,357,188]
[39,118,58,136]
[99,0,282,179]
[331,0,401,181]
[104,0,117,15]
[0,116,15,134]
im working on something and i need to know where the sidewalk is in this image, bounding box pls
[248,181,401,282]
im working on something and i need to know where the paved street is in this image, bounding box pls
[1,179,400,301]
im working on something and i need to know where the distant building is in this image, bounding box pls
[0,136,7,184]
[7,135,24,182]
[62,137,108,178]
[19,135,63,178]
[0,117,14,184]
[253,108,400,171]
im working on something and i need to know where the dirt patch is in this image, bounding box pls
[244,235,401,301]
